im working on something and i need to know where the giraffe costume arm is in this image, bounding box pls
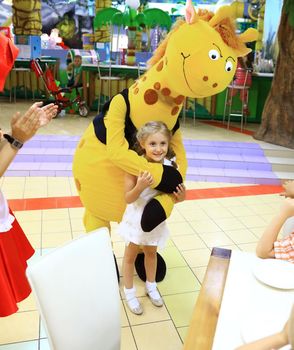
[170,129,188,179]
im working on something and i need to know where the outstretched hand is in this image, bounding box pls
[40,103,58,126]
[280,181,294,199]
[10,102,57,143]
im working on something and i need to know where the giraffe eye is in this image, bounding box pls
[208,49,220,61]
[225,61,233,72]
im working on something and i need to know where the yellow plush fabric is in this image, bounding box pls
[73,5,258,232]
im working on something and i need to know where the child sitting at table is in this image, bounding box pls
[256,181,294,263]
[235,305,294,350]
[67,54,82,88]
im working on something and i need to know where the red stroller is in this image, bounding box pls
[30,58,89,117]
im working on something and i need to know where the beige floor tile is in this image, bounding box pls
[132,320,183,350]
[177,326,189,343]
[14,210,42,222]
[198,232,234,247]
[158,267,200,295]
[42,208,69,221]
[161,246,188,268]
[42,233,72,248]
[249,227,266,238]
[259,213,275,223]
[23,190,48,198]
[123,296,170,326]
[166,208,186,223]
[42,219,71,234]
[0,311,39,344]
[204,207,233,219]
[121,327,137,350]
[216,197,244,207]
[172,234,206,251]
[70,218,85,232]
[239,196,266,205]
[17,294,37,313]
[181,248,211,268]
[111,229,124,243]
[196,199,223,210]
[68,207,84,219]
[121,301,129,327]
[0,340,39,349]
[237,215,267,228]
[165,238,175,247]
[212,217,246,231]
[71,230,85,239]
[188,218,222,234]
[168,222,196,236]
[113,241,128,259]
[2,190,24,199]
[225,229,258,244]
[26,234,41,249]
[191,266,207,283]
[250,203,277,215]
[18,221,42,235]
[180,208,209,221]
[227,206,256,217]
[163,292,199,327]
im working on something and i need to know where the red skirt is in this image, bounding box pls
[0,210,35,317]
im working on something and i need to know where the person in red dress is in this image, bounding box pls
[0,34,58,317]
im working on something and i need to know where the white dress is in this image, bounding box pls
[118,160,172,250]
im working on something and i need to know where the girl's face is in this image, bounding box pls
[140,132,169,163]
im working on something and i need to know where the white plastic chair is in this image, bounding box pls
[26,228,121,350]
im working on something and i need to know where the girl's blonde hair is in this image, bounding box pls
[134,121,177,166]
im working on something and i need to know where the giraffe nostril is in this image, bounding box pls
[212,83,218,88]
[203,76,208,81]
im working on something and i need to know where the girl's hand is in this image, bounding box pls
[136,171,153,191]
[280,181,294,199]
[173,183,186,203]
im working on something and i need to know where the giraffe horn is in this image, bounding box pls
[185,0,198,24]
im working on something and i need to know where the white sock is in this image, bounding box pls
[124,286,140,308]
[146,281,161,300]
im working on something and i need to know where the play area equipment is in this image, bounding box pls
[30,58,89,117]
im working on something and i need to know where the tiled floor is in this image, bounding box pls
[0,100,290,350]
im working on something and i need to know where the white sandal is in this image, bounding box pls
[124,287,143,315]
[146,281,163,307]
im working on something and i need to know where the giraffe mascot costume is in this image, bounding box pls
[73,1,258,280]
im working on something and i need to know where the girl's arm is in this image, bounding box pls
[235,330,288,350]
[124,171,153,204]
[256,198,294,259]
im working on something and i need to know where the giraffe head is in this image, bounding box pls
[148,4,258,98]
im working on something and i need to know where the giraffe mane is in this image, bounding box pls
[147,9,246,68]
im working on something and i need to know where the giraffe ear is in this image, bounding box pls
[185,0,198,24]
[209,5,233,27]
[238,27,259,43]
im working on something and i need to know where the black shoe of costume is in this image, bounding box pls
[113,254,120,283]
[141,199,166,232]
[135,252,166,282]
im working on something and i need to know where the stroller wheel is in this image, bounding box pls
[78,104,89,117]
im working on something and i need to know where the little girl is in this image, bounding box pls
[118,121,186,315]
[256,197,294,263]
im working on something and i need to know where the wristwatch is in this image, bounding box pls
[3,134,24,150]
